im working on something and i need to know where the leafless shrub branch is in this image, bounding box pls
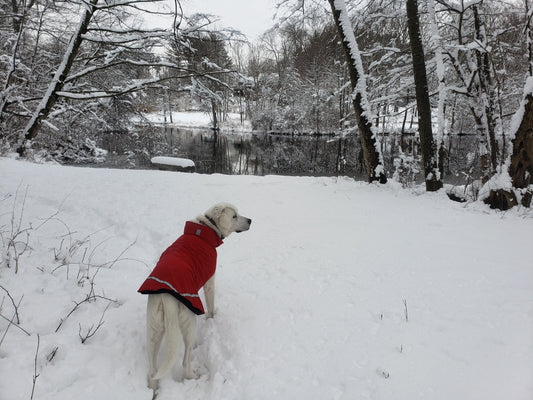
[78,302,111,344]
[30,334,40,400]
[55,293,117,333]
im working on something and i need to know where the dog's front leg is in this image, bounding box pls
[204,274,215,318]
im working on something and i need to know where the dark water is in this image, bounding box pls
[99,126,484,184]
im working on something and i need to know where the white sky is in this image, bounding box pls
[183,0,279,40]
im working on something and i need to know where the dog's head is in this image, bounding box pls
[202,202,251,239]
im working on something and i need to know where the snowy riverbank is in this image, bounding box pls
[141,111,253,133]
[1,157,532,400]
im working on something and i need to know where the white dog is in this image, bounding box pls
[138,203,251,393]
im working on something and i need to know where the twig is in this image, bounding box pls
[55,294,116,333]
[46,346,59,362]
[8,184,32,273]
[0,311,17,348]
[0,313,31,336]
[30,334,40,400]
[403,299,409,322]
[103,239,137,268]
[0,284,21,324]
[78,302,111,344]
[0,296,24,347]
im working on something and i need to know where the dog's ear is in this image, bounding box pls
[210,205,225,219]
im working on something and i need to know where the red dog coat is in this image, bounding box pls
[138,221,223,315]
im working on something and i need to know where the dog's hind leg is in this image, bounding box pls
[146,295,165,391]
[178,304,199,379]
[152,294,181,381]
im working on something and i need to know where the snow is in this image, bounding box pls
[151,156,195,169]
[1,157,532,400]
[143,111,251,131]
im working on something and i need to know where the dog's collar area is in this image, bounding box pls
[184,221,223,247]
[204,215,224,239]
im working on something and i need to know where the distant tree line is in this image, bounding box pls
[0,0,531,207]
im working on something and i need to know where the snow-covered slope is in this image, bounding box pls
[1,157,532,400]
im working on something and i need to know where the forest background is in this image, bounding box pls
[1,0,532,205]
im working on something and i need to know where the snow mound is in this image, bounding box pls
[151,156,195,170]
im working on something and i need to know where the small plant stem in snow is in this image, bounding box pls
[31,334,40,400]
[0,296,24,347]
[55,293,116,333]
[0,312,31,336]
[403,299,409,322]
[0,284,21,324]
[79,302,111,344]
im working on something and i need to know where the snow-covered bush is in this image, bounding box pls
[393,152,421,188]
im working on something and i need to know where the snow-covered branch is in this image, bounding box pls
[57,74,198,99]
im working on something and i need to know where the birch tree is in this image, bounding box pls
[436,0,507,181]
[472,2,499,178]
[484,3,533,210]
[327,0,387,183]
[427,0,447,175]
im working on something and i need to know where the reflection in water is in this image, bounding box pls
[99,125,484,184]
[160,127,482,183]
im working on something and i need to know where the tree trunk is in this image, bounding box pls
[427,0,447,179]
[17,0,99,156]
[527,0,533,76]
[327,0,387,184]
[509,93,533,190]
[406,0,442,191]
[0,19,24,126]
[485,85,533,210]
[211,100,219,131]
[473,4,499,176]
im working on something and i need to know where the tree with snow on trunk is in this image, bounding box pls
[483,77,533,210]
[327,0,387,184]
[17,0,100,156]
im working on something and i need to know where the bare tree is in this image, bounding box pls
[17,0,100,155]
[406,0,442,191]
[8,0,181,155]
[327,0,387,183]
[472,2,499,178]
[483,0,532,210]
[484,81,533,209]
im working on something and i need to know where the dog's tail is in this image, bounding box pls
[152,294,181,381]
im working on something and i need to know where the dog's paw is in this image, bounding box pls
[206,311,215,319]
[147,375,159,391]
[184,369,201,380]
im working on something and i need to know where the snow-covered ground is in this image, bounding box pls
[143,111,252,133]
[1,157,532,400]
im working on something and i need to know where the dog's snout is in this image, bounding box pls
[236,217,252,233]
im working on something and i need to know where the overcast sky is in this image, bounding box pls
[183,0,279,40]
